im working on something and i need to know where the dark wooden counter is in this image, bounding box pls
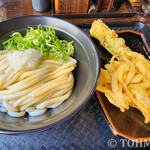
[0,0,149,25]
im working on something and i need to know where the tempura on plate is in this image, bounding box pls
[90,19,131,57]
[90,19,150,123]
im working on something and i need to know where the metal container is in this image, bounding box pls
[0,16,100,134]
[32,0,51,12]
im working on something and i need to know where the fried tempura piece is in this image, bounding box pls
[90,19,130,56]
[92,19,150,123]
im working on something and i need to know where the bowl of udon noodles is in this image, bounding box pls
[0,16,100,134]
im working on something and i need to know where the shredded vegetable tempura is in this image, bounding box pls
[91,19,150,124]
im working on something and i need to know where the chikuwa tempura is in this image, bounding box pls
[0,25,77,117]
[90,19,150,123]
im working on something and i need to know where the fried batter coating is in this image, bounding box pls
[92,19,150,124]
[90,19,130,56]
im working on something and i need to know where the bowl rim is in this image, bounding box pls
[0,15,100,135]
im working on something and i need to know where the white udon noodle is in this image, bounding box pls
[0,50,77,117]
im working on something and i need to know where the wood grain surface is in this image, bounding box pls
[0,0,149,25]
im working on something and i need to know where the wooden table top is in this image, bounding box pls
[0,0,149,25]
